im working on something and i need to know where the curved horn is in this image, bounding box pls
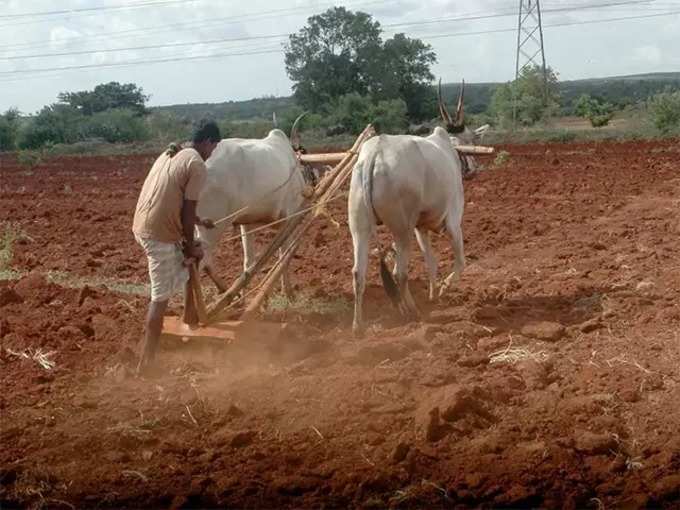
[437,79,454,127]
[290,111,307,149]
[454,80,465,127]
[272,112,278,128]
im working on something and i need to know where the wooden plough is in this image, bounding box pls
[161,125,377,345]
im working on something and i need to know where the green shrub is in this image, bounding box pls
[369,98,408,134]
[326,93,373,134]
[545,130,577,143]
[18,104,82,149]
[146,111,191,143]
[324,93,408,135]
[574,94,614,127]
[219,119,273,139]
[80,108,150,143]
[0,108,20,151]
[16,149,44,169]
[648,90,680,134]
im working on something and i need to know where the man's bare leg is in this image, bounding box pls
[137,299,168,374]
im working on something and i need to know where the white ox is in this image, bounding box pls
[196,116,313,296]
[348,81,482,335]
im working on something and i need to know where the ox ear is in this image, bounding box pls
[474,124,490,139]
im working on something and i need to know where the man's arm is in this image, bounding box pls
[181,199,201,259]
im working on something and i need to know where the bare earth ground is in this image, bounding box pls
[1,139,680,509]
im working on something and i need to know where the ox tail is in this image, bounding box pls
[360,145,401,307]
[379,255,401,308]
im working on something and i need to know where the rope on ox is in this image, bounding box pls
[217,192,347,245]
[201,124,376,324]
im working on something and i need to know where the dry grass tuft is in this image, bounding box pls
[6,348,56,370]
[489,340,548,365]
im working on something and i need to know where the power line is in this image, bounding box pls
[0,0,664,61]
[384,0,655,28]
[0,0,199,19]
[0,0,392,52]
[0,42,283,84]
[0,33,290,61]
[0,47,283,77]
[0,0,202,29]
[1,7,678,79]
[396,9,680,39]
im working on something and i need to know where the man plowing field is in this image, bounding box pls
[131,120,221,374]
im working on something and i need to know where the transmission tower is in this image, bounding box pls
[515,0,548,100]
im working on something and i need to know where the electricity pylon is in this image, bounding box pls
[513,0,548,126]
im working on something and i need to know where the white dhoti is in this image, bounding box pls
[135,235,189,302]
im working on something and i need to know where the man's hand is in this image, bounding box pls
[197,218,215,229]
[183,242,204,267]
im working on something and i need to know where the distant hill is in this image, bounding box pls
[156,96,294,122]
[154,72,680,120]
[559,72,680,110]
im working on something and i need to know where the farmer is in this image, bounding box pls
[132,119,221,374]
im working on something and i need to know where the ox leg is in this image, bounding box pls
[393,234,420,320]
[351,235,370,337]
[350,221,373,338]
[415,228,438,301]
[439,216,465,297]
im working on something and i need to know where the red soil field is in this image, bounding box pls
[1,138,680,509]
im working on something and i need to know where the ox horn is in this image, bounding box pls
[454,79,465,127]
[272,112,278,128]
[437,79,454,128]
[290,111,307,150]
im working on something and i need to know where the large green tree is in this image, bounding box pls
[284,8,436,120]
[58,81,148,116]
[376,34,436,120]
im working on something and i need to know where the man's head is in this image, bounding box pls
[192,119,221,161]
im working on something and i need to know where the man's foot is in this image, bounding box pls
[136,352,158,377]
[181,322,200,331]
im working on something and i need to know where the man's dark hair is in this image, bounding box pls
[192,119,221,144]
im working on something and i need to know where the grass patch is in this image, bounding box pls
[0,267,147,295]
[266,291,351,316]
[0,268,24,281]
[45,270,147,295]
[493,150,510,167]
[0,222,29,270]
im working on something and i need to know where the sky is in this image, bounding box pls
[0,0,679,113]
